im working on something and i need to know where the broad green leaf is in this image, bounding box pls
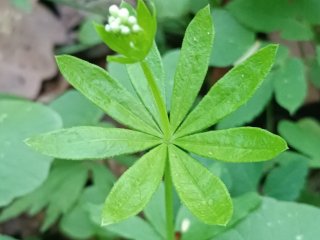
[0,161,88,231]
[107,61,137,96]
[210,9,255,67]
[162,49,180,110]
[175,127,287,162]
[227,0,316,40]
[225,162,264,197]
[102,145,166,225]
[274,58,306,114]
[278,119,320,160]
[227,0,291,32]
[176,193,261,240]
[60,203,96,239]
[264,152,308,201]
[26,127,161,160]
[170,6,214,132]
[155,0,191,21]
[169,145,232,225]
[50,90,104,127]
[126,43,165,125]
[217,73,273,129]
[55,55,160,136]
[214,197,320,240]
[176,45,277,137]
[0,100,62,207]
[144,184,166,238]
[59,164,115,239]
[107,216,163,240]
[78,18,102,46]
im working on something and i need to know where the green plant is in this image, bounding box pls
[25,2,287,239]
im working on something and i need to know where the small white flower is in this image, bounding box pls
[108,16,116,23]
[132,24,141,33]
[105,24,111,32]
[110,20,120,32]
[109,5,119,17]
[181,218,191,233]
[105,5,141,35]
[118,8,129,21]
[127,16,137,25]
[120,25,130,35]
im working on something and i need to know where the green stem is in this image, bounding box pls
[165,157,174,240]
[140,60,171,139]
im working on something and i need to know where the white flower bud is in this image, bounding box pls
[181,218,191,233]
[105,24,111,32]
[120,25,130,35]
[108,16,116,23]
[110,20,120,32]
[132,24,141,32]
[118,8,129,21]
[127,16,137,25]
[109,5,119,17]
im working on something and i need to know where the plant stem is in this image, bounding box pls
[165,157,174,240]
[140,60,171,139]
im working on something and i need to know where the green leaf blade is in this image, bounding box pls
[175,127,287,163]
[278,118,320,160]
[170,5,214,132]
[0,100,62,207]
[169,145,232,225]
[102,145,167,225]
[274,58,307,114]
[55,55,160,136]
[176,44,278,137]
[26,127,161,160]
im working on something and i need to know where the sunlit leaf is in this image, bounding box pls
[26,127,161,160]
[169,145,232,225]
[175,127,287,162]
[176,45,277,137]
[55,55,160,136]
[170,6,214,132]
[102,145,166,225]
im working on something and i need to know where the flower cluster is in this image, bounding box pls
[105,5,141,35]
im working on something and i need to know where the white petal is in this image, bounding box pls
[118,8,129,21]
[128,16,137,25]
[120,25,130,35]
[109,5,119,17]
[132,24,141,32]
[105,24,111,32]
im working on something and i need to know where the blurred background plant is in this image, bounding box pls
[1,0,320,239]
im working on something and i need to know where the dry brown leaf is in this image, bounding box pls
[0,0,67,99]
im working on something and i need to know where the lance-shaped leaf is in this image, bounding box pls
[56,55,161,136]
[174,127,287,162]
[176,44,278,137]
[170,6,214,132]
[102,145,166,225]
[25,127,161,160]
[168,145,232,225]
[126,43,165,125]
